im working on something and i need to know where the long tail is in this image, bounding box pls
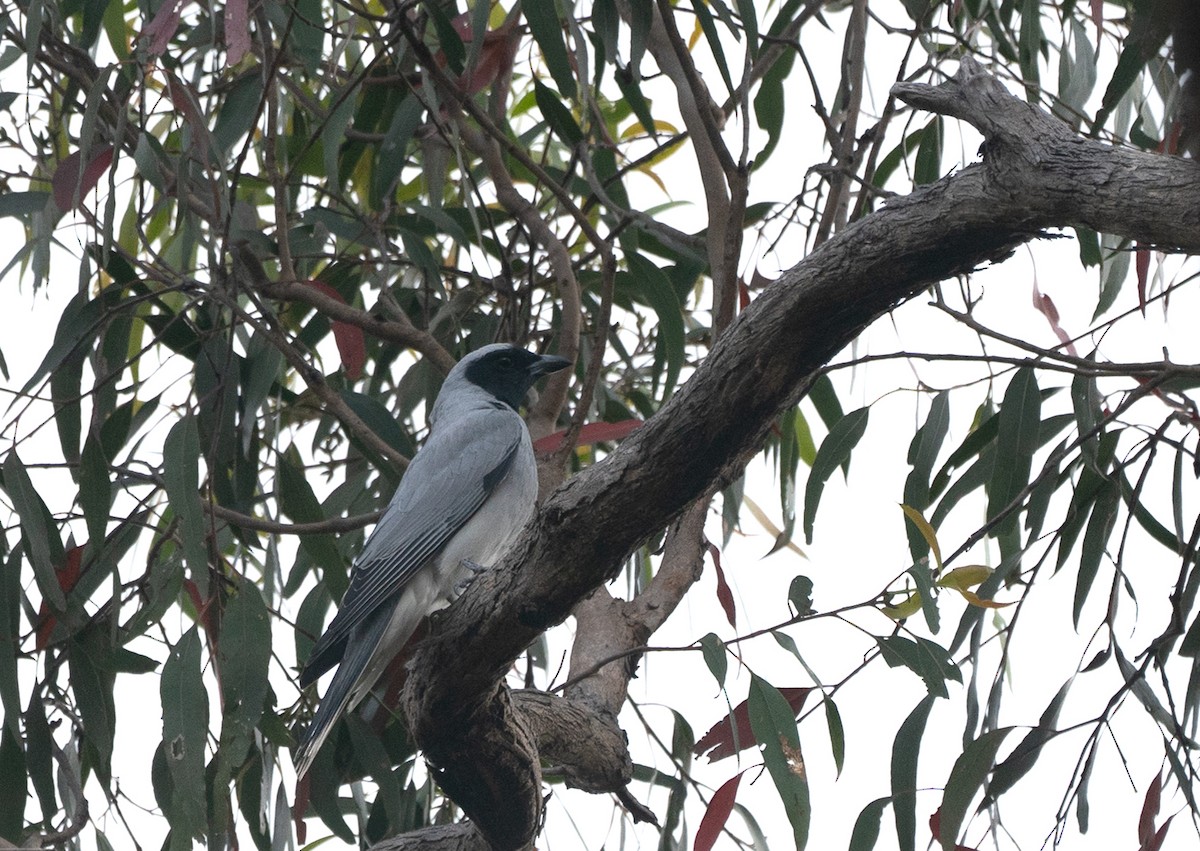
[294,607,390,778]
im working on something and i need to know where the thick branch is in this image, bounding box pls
[400,58,1200,849]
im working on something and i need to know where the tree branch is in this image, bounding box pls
[396,58,1200,849]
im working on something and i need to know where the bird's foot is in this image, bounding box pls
[451,559,489,597]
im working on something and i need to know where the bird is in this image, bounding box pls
[294,343,571,778]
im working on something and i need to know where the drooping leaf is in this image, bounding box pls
[524,0,575,98]
[987,368,1040,538]
[849,797,890,851]
[277,447,347,600]
[803,407,870,543]
[987,679,1071,803]
[699,633,728,689]
[936,727,1012,851]
[876,635,959,698]
[891,694,936,851]
[747,674,810,849]
[904,392,951,561]
[534,76,583,144]
[624,256,685,399]
[0,724,26,841]
[823,697,845,777]
[161,626,208,849]
[693,686,810,763]
[1073,481,1119,627]
[3,451,66,610]
[694,771,743,851]
[162,415,209,597]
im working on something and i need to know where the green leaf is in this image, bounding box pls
[3,450,66,610]
[1094,234,1130,320]
[807,373,844,431]
[937,728,1013,851]
[625,256,685,399]
[161,626,208,849]
[904,392,950,561]
[374,93,425,203]
[693,0,734,95]
[211,581,272,833]
[340,389,416,458]
[748,674,810,850]
[849,797,890,851]
[788,575,814,617]
[700,633,728,689]
[803,407,870,543]
[987,368,1040,538]
[163,415,209,597]
[212,70,264,154]
[1075,226,1101,267]
[913,117,943,185]
[0,190,50,218]
[218,581,271,756]
[524,0,575,99]
[79,431,112,554]
[987,679,1070,802]
[823,697,845,778]
[0,552,20,739]
[0,724,26,841]
[877,635,959,698]
[69,625,117,782]
[891,694,936,851]
[734,0,758,55]
[753,41,794,166]
[534,76,583,145]
[1073,480,1119,627]
[277,448,347,600]
[24,693,56,824]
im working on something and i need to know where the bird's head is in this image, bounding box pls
[448,344,572,411]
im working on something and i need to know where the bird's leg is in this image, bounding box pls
[451,559,489,597]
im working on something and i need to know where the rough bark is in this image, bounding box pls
[387,57,1200,849]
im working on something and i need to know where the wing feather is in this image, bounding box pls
[300,409,524,685]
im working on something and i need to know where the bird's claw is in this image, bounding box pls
[451,559,489,597]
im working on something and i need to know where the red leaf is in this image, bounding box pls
[292,774,310,843]
[695,772,743,851]
[304,280,366,380]
[533,419,642,453]
[34,546,86,650]
[143,0,185,57]
[693,687,810,761]
[162,70,211,161]
[52,146,114,212]
[1090,0,1103,41]
[737,279,750,311]
[183,577,217,634]
[1135,245,1150,315]
[224,0,250,66]
[1143,815,1174,851]
[1031,280,1077,357]
[1139,772,1162,847]
[707,541,736,629]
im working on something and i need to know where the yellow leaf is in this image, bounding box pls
[742,494,806,558]
[937,564,993,591]
[688,15,702,51]
[900,504,941,570]
[958,589,1015,609]
[882,592,923,620]
[619,119,682,140]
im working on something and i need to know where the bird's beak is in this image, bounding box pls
[531,354,572,377]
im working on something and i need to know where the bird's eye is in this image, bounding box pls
[497,355,514,368]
